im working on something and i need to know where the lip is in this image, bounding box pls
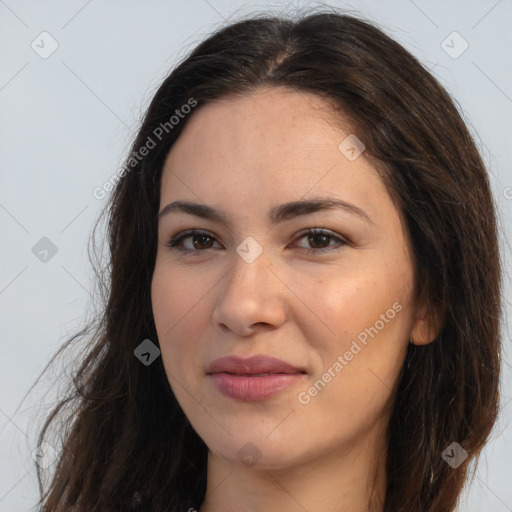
[207,355,305,375]
[207,355,307,401]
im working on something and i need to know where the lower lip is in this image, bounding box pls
[209,372,306,401]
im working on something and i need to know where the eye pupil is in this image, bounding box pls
[193,234,212,249]
[309,233,329,249]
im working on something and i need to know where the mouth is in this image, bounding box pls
[206,355,307,401]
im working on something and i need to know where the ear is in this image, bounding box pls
[410,301,443,346]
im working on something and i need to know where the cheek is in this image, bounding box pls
[151,262,201,338]
[303,272,397,336]
[295,275,410,432]
[301,264,411,369]
[151,263,212,389]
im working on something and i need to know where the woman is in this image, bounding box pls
[35,7,502,512]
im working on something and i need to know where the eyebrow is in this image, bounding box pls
[158,196,374,226]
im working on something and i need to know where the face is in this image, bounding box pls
[151,86,425,470]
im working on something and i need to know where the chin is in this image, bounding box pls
[201,427,310,471]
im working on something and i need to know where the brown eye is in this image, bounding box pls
[166,230,221,254]
[166,228,348,256]
[307,232,331,249]
[294,228,348,254]
[190,233,214,250]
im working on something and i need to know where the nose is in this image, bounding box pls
[211,248,288,337]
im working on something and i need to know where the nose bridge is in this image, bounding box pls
[212,241,287,334]
[225,241,275,297]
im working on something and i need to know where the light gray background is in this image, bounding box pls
[1,1,511,511]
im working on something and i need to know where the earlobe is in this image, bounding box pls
[410,303,443,346]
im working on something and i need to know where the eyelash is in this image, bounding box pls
[165,228,349,256]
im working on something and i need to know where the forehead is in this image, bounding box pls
[165,86,351,165]
[160,86,389,216]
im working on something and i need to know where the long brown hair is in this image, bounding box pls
[33,6,502,511]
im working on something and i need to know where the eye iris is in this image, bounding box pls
[308,233,329,249]
[193,234,213,249]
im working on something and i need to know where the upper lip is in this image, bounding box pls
[207,355,306,375]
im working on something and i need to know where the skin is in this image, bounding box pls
[151,86,437,512]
